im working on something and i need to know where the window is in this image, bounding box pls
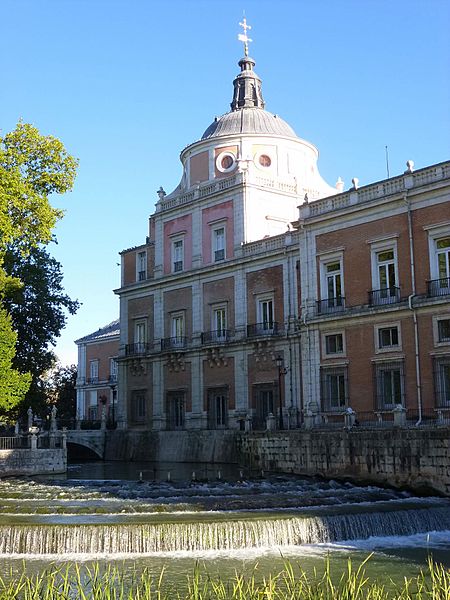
[438,319,450,343]
[434,356,450,407]
[207,388,228,429]
[171,313,185,347]
[255,151,274,170]
[166,392,185,430]
[258,297,274,331]
[319,256,344,313]
[326,262,342,300]
[88,390,98,420]
[254,385,275,430]
[136,251,147,281]
[321,367,348,411]
[375,322,402,353]
[437,237,450,282]
[374,361,404,408]
[370,241,399,304]
[377,250,396,290]
[427,228,450,296]
[109,358,118,381]
[213,226,225,262]
[134,320,147,353]
[378,326,399,349]
[259,154,271,167]
[131,390,146,422]
[324,333,344,355]
[89,360,99,383]
[213,306,227,340]
[216,151,236,173]
[172,238,184,272]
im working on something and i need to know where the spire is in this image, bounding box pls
[238,17,252,57]
[231,17,265,111]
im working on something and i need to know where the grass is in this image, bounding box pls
[0,556,447,599]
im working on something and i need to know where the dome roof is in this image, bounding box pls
[201,108,297,140]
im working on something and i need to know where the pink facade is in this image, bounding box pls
[201,200,234,264]
[163,214,193,275]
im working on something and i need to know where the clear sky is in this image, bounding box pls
[1,0,449,366]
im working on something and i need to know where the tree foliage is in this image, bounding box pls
[0,122,78,255]
[3,244,80,416]
[0,307,31,412]
[0,122,78,414]
[45,364,77,422]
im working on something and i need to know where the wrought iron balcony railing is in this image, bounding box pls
[247,322,280,337]
[201,329,231,344]
[427,277,450,297]
[161,336,188,351]
[124,342,152,356]
[368,286,400,306]
[316,296,345,315]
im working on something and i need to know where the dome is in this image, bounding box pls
[201,108,297,140]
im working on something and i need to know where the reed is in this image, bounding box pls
[0,557,447,599]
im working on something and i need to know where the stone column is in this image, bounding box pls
[116,361,128,429]
[101,405,107,431]
[393,404,407,427]
[266,413,276,431]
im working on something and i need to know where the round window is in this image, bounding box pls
[221,155,234,170]
[259,154,271,167]
[216,152,236,173]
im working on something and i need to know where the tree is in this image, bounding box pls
[45,364,77,423]
[0,307,31,412]
[0,122,77,414]
[3,244,80,416]
[0,122,77,255]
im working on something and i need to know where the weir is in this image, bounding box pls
[0,506,450,555]
[1,507,450,554]
[1,469,449,561]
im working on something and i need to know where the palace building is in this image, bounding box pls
[76,26,450,431]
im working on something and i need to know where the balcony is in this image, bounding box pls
[427,277,450,298]
[161,336,188,351]
[247,322,280,338]
[124,343,152,356]
[214,249,225,262]
[316,296,345,315]
[201,329,231,344]
[368,286,401,306]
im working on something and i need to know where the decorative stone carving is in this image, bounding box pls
[253,341,276,369]
[129,359,147,376]
[207,347,228,368]
[166,353,185,373]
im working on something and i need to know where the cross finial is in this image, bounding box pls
[238,16,252,57]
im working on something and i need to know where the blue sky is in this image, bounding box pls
[1,0,449,366]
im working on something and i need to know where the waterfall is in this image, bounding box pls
[1,507,449,555]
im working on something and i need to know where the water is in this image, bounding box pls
[0,460,449,586]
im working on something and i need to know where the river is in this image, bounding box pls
[0,460,449,587]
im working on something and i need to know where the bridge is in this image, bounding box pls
[65,429,106,459]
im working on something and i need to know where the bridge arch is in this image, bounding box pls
[66,431,105,460]
[67,442,103,460]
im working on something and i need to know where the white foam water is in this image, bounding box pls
[1,506,449,556]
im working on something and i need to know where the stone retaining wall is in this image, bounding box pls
[236,428,450,496]
[0,448,67,476]
[105,429,239,464]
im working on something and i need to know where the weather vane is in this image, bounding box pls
[238,16,252,57]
